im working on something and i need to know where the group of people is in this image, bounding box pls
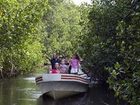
[50,53,82,74]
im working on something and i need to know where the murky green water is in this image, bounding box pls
[0,75,124,105]
[0,76,39,105]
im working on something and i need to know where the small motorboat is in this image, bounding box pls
[35,74,90,99]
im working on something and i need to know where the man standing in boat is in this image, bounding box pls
[50,53,61,69]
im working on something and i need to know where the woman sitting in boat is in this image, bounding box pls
[69,54,80,74]
[50,63,60,74]
[60,59,68,74]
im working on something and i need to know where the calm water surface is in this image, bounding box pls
[0,75,121,105]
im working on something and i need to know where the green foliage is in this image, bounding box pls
[80,0,140,104]
[80,0,130,80]
[44,0,82,58]
[107,6,140,104]
[0,0,48,76]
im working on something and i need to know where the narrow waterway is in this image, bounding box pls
[0,75,126,105]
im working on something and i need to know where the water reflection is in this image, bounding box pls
[0,76,39,105]
[0,75,123,105]
[37,93,87,105]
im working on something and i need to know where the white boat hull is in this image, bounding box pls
[35,74,89,99]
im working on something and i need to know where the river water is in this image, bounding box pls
[0,75,124,105]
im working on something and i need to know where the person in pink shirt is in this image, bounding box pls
[69,54,80,74]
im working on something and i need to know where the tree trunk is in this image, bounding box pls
[0,67,4,78]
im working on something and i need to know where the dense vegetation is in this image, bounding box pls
[80,0,140,104]
[0,0,48,77]
[0,0,139,104]
[44,0,82,58]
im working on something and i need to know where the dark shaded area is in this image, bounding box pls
[37,84,128,105]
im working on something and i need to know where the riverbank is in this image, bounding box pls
[0,65,48,79]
